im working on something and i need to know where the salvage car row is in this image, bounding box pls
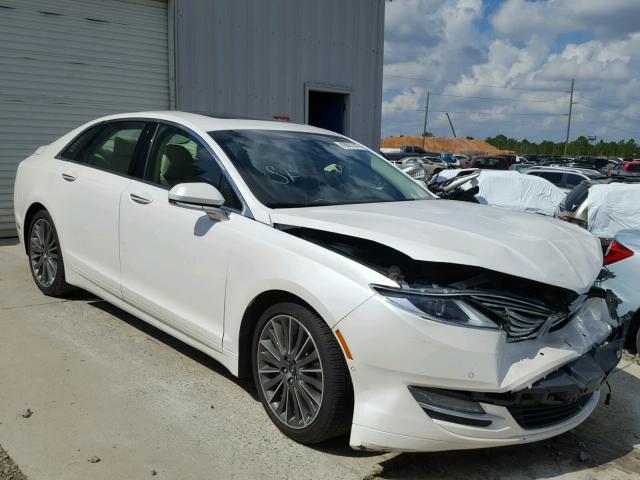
[13,112,636,453]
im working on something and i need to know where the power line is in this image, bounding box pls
[383,106,568,116]
[384,73,568,93]
[382,87,568,104]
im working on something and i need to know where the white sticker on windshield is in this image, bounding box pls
[334,141,367,150]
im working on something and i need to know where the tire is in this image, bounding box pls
[27,209,74,296]
[252,302,353,444]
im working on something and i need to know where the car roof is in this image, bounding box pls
[89,110,340,136]
[525,166,604,177]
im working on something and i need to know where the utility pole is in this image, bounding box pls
[446,112,457,138]
[422,91,430,149]
[564,78,574,156]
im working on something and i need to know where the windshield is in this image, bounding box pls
[209,130,431,208]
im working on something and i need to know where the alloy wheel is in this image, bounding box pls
[257,314,324,429]
[29,218,58,288]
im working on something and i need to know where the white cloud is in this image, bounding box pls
[382,0,640,142]
[491,0,640,42]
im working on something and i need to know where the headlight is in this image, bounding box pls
[372,285,498,329]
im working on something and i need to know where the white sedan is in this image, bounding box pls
[13,112,623,451]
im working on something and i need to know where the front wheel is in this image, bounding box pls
[27,210,74,296]
[252,302,353,444]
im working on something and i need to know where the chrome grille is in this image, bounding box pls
[465,292,570,342]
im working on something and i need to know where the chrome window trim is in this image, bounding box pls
[55,117,253,219]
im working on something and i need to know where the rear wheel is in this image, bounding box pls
[252,302,352,444]
[27,210,73,296]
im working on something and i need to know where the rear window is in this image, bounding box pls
[475,157,505,169]
[563,183,589,212]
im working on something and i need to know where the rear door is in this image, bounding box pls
[54,120,150,296]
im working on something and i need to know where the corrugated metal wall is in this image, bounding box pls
[0,0,169,236]
[174,0,384,148]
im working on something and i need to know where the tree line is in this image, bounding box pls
[482,134,639,157]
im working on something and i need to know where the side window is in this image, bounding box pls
[564,174,582,189]
[538,172,563,185]
[144,125,243,211]
[58,124,104,161]
[81,121,145,175]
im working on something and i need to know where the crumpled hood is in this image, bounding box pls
[270,200,603,293]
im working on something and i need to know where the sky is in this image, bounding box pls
[382,0,640,142]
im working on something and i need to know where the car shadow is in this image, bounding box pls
[0,237,19,246]
[84,295,379,458]
[86,298,260,402]
[83,295,640,468]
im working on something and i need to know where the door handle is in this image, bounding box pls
[129,192,153,205]
[61,173,77,182]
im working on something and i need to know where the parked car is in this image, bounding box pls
[565,156,616,174]
[14,111,624,452]
[464,155,510,170]
[537,157,573,166]
[524,167,605,194]
[556,176,640,235]
[452,154,469,166]
[401,156,450,176]
[380,145,439,162]
[398,161,428,183]
[600,230,640,354]
[612,161,640,176]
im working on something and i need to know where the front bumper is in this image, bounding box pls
[336,294,623,452]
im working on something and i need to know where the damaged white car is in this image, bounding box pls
[14,112,624,452]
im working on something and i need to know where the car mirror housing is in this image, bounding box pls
[168,182,228,221]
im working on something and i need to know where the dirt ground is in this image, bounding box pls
[1,238,639,480]
[0,444,26,480]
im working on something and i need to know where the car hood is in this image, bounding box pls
[270,200,603,293]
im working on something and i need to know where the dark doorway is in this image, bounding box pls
[307,90,348,135]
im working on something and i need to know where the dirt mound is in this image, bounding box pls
[381,136,509,155]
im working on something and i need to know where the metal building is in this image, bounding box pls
[0,0,385,236]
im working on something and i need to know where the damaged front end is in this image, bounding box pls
[279,225,622,343]
[277,223,628,449]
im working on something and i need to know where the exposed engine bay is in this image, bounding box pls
[278,225,619,342]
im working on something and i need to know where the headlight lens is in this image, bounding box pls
[373,286,498,329]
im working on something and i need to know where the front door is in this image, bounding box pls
[119,124,244,350]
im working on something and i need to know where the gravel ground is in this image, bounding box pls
[0,444,26,480]
[1,238,640,480]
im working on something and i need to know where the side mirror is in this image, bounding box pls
[168,182,228,221]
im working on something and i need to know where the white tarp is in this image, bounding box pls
[431,170,565,216]
[587,183,640,238]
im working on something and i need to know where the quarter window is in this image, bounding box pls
[58,124,104,162]
[144,125,243,211]
[82,121,145,175]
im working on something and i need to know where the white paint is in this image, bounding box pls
[13,111,614,452]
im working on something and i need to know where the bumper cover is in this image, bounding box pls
[336,293,623,452]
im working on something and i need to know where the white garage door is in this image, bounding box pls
[0,0,170,236]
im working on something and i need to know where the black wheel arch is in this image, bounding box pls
[23,202,47,254]
[237,290,322,379]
